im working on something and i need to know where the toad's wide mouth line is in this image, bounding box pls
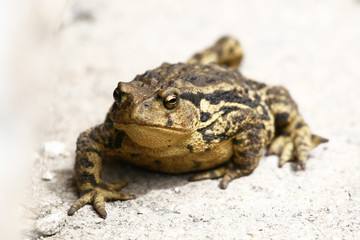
[112,122,191,134]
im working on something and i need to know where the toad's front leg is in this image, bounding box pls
[68,120,134,218]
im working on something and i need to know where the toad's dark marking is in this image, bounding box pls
[89,127,106,143]
[245,79,266,90]
[187,144,193,153]
[210,171,217,178]
[75,157,95,168]
[153,160,162,166]
[234,138,243,145]
[258,105,270,120]
[225,122,231,132]
[236,163,252,169]
[149,71,159,80]
[200,112,212,122]
[266,88,282,95]
[182,75,197,82]
[84,148,101,156]
[180,92,205,108]
[237,151,247,158]
[97,183,110,190]
[275,112,289,127]
[104,114,114,130]
[295,122,303,129]
[114,133,123,148]
[80,189,93,196]
[192,160,202,168]
[219,106,240,115]
[78,172,97,186]
[297,142,308,147]
[166,114,173,126]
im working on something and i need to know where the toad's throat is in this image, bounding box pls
[113,123,191,148]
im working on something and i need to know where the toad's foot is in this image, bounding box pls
[189,162,247,189]
[68,180,135,218]
[267,126,328,169]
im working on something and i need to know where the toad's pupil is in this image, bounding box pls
[167,96,177,103]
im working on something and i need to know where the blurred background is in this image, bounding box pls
[1,0,359,239]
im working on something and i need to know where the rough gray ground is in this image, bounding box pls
[18,0,360,239]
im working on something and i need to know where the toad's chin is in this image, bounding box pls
[113,123,190,148]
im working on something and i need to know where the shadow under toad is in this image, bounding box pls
[62,156,196,203]
[100,157,193,195]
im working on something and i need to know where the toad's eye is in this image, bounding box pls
[163,92,179,110]
[113,88,123,103]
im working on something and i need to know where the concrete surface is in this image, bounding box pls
[16,0,360,239]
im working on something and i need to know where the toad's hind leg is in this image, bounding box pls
[267,116,328,169]
[190,120,266,189]
[265,86,328,169]
[188,36,243,69]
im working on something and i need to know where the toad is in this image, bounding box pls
[68,36,327,218]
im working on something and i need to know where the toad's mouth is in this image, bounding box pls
[113,122,191,148]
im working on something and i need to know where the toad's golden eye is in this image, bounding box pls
[163,92,179,110]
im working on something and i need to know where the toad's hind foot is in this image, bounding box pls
[267,126,328,169]
[189,162,246,189]
[68,180,135,218]
[188,36,243,69]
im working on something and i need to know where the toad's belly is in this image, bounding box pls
[116,139,234,173]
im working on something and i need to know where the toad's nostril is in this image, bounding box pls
[143,103,150,108]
